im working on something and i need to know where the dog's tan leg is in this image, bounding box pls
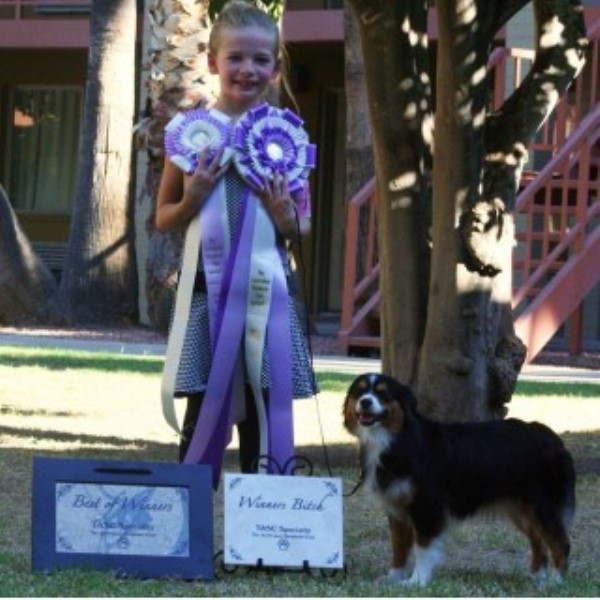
[509,509,549,575]
[524,527,550,577]
[378,515,413,583]
[389,515,413,570]
[539,520,570,578]
[511,505,569,583]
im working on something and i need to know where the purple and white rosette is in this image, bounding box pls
[232,103,317,194]
[164,107,232,174]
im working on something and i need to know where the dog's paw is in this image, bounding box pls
[404,571,433,587]
[532,567,564,587]
[378,567,411,584]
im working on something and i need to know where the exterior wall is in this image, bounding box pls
[286,41,345,315]
[506,4,534,50]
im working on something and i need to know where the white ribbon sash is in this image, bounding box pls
[160,213,201,434]
[244,200,293,472]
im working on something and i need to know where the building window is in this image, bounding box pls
[7,85,82,214]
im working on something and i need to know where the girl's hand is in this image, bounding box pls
[181,147,228,217]
[261,172,299,239]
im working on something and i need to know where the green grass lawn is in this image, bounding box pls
[0,346,598,597]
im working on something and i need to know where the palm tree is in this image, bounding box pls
[61,0,139,323]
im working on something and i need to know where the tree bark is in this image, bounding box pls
[478,0,587,415]
[417,0,478,420]
[60,0,138,324]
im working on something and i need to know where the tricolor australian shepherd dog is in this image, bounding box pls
[343,373,576,586]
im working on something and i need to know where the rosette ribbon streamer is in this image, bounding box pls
[161,108,233,436]
[161,105,315,488]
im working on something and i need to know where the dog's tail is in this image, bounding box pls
[530,422,577,529]
[559,451,577,529]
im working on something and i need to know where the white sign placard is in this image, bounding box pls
[223,474,343,569]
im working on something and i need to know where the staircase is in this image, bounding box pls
[512,112,600,361]
[338,20,600,361]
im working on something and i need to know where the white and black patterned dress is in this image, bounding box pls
[173,168,317,399]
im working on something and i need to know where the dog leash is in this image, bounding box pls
[343,471,365,497]
[295,222,365,497]
[292,216,337,481]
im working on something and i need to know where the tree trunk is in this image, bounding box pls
[418,0,587,421]
[417,0,489,420]
[0,185,65,325]
[60,0,138,324]
[348,0,586,421]
[347,0,433,388]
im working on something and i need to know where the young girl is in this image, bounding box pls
[157,0,317,487]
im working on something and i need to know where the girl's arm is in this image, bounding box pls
[156,148,226,232]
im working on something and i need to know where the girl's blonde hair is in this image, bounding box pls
[208,1,280,57]
[209,0,297,109]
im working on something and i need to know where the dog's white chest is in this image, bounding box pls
[384,478,413,501]
[377,476,414,521]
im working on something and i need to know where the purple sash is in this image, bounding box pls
[182,192,253,482]
[183,190,294,488]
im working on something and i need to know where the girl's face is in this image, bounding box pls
[208,25,279,116]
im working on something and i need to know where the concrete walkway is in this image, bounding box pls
[313,355,600,384]
[0,330,598,384]
[0,332,600,384]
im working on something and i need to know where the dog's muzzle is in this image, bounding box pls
[356,396,386,427]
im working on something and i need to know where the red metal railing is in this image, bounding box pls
[510,19,600,359]
[0,0,90,18]
[512,106,600,360]
[338,179,380,351]
[338,20,600,359]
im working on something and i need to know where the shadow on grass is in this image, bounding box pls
[0,425,171,455]
[1,425,598,593]
[0,407,85,418]
[1,420,597,476]
[0,421,358,472]
[561,431,600,475]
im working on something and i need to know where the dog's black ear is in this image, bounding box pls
[388,377,418,413]
[403,387,418,412]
